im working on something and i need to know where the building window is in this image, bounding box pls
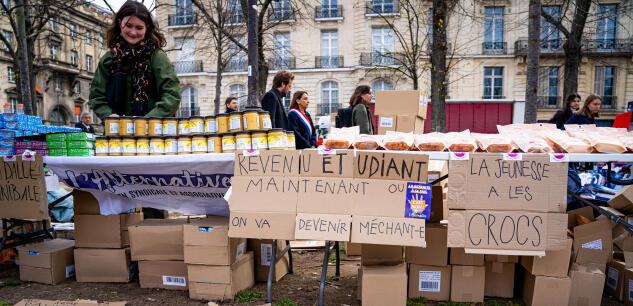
[541,6,560,50]
[2,30,12,51]
[320,31,339,68]
[273,32,291,69]
[49,18,57,32]
[272,0,293,20]
[371,80,394,102]
[85,30,91,44]
[229,84,246,108]
[174,0,194,25]
[86,55,93,72]
[320,0,339,18]
[1,0,10,13]
[538,67,560,108]
[7,66,14,83]
[70,50,78,66]
[227,0,244,24]
[6,97,17,113]
[595,66,616,107]
[55,78,63,91]
[319,81,339,115]
[69,23,76,38]
[483,67,503,99]
[50,43,59,60]
[49,106,67,126]
[371,27,395,65]
[484,7,504,52]
[597,4,618,49]
[99,35,104,48]
[228,36,246,71]
[178,88,199,116]
[368,0,396,14]
[73,82,80,95]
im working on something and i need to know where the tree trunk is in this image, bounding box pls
[246,0,260,108]
[562,0,591,104]
[15,0,33,115]
[430,0,447,132]
[524,0,540,123]
[214,38,223,115]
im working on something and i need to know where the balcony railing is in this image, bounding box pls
[360,52,405,66]
[315,5,343,19]
[168,14,197,26]
[537,96,561,109]
[365,0,399,15]
[317,103,342,116]
[226,10,245,25]
[41,58,80,74]
[176,106,200,117]
[482,42,507,55]
[268,8,295,21]
[174,60,203,74]
[269,57,296,70]
[227,58,247,72]
[583,39,633,56]
[601,96,617,109]
[315,56,344,68]
[515,39,564,56]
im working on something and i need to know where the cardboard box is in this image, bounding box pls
[450,265,485,302]
[74,248,131,283]
[484,262,515,298]
[128,219,187,261]
[522,270,572,306]
[139,260,188,290]
[188,251,255,301]
[74,213,143,248]
[377,115,396,135]
[609,185,633,214]
[17,239,75,285]
[183,217,246,266]
[248,239,289,282]
[346,242,361,256]
[73,190,101,215]
[623,267,633,305]
[295,213,351,241]
[405,224,448,266]
[520,237,572,277]
[447,210,567,252]
[361,244,403,266]
[568,263,605,306]
[427,160,448,187]
[448,153,567,212]
[395,115,425,134]
[408,264,451,301]
[351,215,425,247]
[450,248,484,266]
[0,155,48,220]
[357,267,362,300]
[429,186,448,222]
[572,218,613,265]
[234,150,300,177]
[361,263,407,306]
[229,211,296,240]
[374,90,428,119]
[354,151,429,182]
[485,254,519,263]
[606,260,626,301]
[298,149,354,178]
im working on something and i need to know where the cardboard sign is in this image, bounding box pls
[448,153,567,212]
[299,149,354,178]
[354,151,429,182]
[0,155,47,219]
[352,179,407,218]
[351,215,425,247]
[234,150,300,176]
[296,177,360,214]
[294,213,351,241]
[228,211,295,240]
[228,176,298,213]
[447,210,567,252]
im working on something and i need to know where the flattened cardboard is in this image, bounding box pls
[228,211,295,240]
[184,238,246,266]
[299,149,354,178]
[234,150,300,176]
[74,213,143,248]
[73,190,101,215]
[74,248,131,283]
[17,239,75,285]
[450,265,485,303]
[351,215,425,247]
[521,271,571,306]
[572,218,613,265]
[354,151,429,182]
[295,213,351,241]
[408,264,451,301]
[361,244,403,266]
[405,224,448,266]
[139,260,188,290]
[128,219,186,261]
[568,263,605,306]
[485,254,519,263]
[484,262,515,298]
[377,115,396,135]
[609,185,633,214]
[374,90,427,118]
[448,153,567,212]
[296,177,357,214]
[248,239,289,282]
[188,252,255,301]
[520,238,572,278]
[361,263,407,306]
[450,248,484,266]
[228,176,298,213]
[447,210,567,252]
[351,179,408,218]
[0,155,48,219]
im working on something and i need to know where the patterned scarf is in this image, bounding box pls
[110,38,155,116]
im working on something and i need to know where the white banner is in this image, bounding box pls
[45,154,234,216]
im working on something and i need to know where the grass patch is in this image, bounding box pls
[407,297,428,306]
[0,301,11,306]
[103,292,117,299]
[0,280,24,289]
[328,253,338,262]
[276,298,298,306]
[325,275,341,281]
[235,290,262,304]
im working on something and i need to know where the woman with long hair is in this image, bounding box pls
[549,93,581,129]
[89,1,180,120]
[287,91,316,149]
[349,85,374,134]
[566,94,602,125]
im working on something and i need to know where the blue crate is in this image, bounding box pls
[0,138,14,148]
[0,147,14,156]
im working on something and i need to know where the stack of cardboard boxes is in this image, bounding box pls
[406,225,451,301]
[249,239,290,283]
[359,244,407,306]
[17,239,75,284]
[604,186,633,305]
[73,190,142,282]
[374,90,428,134]
[184,217,254,301]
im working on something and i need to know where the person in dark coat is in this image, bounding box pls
[261,70,294,130]
[75,112,95,133]
[350,85,374,134]
[549,93,581,129]
[566,94,602,125]
[225,96,238,113]
[287,91,316,149]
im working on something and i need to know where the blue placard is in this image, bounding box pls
[198,226,214,232]
[404,182,432,219]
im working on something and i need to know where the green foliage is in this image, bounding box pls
[407,296,428,306]
[0,301,11,306]
[236,290,262,304]
[276,298,298,306]
[325,275,341,281]
[0,280,24,289]
[103,292,116,299]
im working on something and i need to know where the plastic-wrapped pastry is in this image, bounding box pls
[380,131,415,151]
[324,139,351,149]
[414,133,447,151]
[323,126,359,149]
[445,130,477,152]
[472,133,514,153]
[513,137,552,153]
[541,130,592,153]
[353,135,380,150]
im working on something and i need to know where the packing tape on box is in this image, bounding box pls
[492,262,504,273]
[463,266,474,277]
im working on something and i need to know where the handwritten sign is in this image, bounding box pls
[351,215,425,247]
[0,155,47,219]
[234,150,299,176]
[299,149,354,177]
[355,151,428,182]
[295,213,351,241]
[228,211,295,240]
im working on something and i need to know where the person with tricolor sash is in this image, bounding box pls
[287,91,317,149]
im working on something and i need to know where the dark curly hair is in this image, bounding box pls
[106,1,166,48]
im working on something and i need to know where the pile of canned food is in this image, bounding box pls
[96,110,297,156]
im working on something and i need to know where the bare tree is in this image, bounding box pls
[525,0,540,123]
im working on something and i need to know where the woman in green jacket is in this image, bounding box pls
[89,1,180,120]
[350,85,374,134]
